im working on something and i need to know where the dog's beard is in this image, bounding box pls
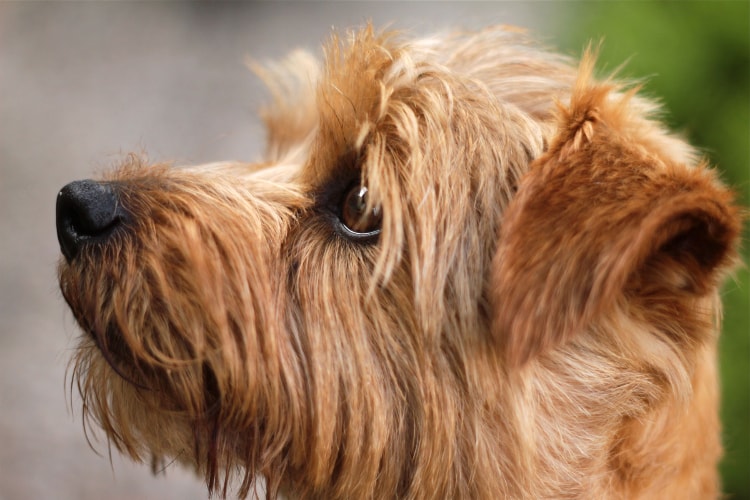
[59,167,298,498]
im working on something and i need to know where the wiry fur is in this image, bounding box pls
[59,25,741,498]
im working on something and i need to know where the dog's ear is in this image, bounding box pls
[490,57,741,368]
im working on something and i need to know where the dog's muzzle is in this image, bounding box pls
[56,180,124,262]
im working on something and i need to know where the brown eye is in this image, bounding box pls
[341,184,382,235]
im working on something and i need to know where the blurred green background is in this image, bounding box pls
[559,2,749,497]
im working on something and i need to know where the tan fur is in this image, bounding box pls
[58,25,741,499]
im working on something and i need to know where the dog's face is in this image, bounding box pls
[57,27,740,498]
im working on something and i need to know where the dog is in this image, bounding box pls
[56,25,741,498]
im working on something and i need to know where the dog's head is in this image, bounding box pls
[57,26,740,498]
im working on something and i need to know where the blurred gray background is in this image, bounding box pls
[0,3,559,498]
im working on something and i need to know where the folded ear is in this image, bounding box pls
[490,62,741,368]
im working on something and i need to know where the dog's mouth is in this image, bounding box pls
[60,274,150,387]
[69,302,224,419]
[59,258,164,390]
[86,321,153,389]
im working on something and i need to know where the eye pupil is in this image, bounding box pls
[341,184,382,235]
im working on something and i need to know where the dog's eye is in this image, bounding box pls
[340,184,382,236]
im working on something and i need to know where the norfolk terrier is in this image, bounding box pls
[56,25,741,499]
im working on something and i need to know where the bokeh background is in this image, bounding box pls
[1,2,747,499]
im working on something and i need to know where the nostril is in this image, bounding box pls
[56,180,122,262]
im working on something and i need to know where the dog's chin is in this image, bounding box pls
[73,346,255,496]
[64,269,268,496]
[70,325,223,465]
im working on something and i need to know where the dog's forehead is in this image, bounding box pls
[298,29,409,187]
[295,26,575,190]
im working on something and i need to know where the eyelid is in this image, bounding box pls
[312,151,362,209]
[337,221,381,241]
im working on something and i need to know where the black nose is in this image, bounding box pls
[56,180,122,262]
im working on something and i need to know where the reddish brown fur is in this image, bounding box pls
[58,26,741,499]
